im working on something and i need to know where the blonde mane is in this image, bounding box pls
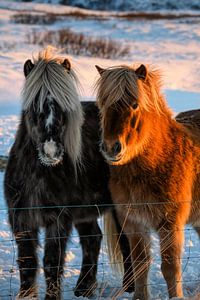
[22,47,80,113]
[96,64,171,116]
[22,47,84,170]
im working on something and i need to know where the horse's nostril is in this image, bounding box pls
[101,142,107,153]
[113,141,121,155]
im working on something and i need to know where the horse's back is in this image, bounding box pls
[176,109,200,145]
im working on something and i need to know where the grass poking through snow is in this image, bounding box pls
[27,29,130,59]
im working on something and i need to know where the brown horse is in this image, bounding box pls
[95,64,200,300]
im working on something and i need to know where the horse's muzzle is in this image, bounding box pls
[100,141,124,164]
[38,140,64,167]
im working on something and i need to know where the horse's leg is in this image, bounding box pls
[112,209,135,293]
[159,223,184,298]
[128,227,151,300]
[10,212,39,298]
[114,212,150,300]
[43,219,72,300]
[74,220,102,297]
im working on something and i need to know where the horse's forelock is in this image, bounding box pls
[96,66,138,111]
[22,59,80,113]
[96,65,170,116]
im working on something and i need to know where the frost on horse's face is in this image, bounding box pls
[24,89,66,167]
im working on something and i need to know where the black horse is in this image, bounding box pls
[4,48,134,299]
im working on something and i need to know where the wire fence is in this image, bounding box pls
[0,201,200,299]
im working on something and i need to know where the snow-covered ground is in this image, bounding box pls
[0,1,200,299]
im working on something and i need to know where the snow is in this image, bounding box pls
[0,1,200,299]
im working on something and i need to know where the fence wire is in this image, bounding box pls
[0,202,200,299]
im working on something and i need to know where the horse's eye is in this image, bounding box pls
[132,102,138,110]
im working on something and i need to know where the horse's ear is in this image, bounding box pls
[24,59,34,77]
[62,58,71,71]
[95,65,105,76]
[135,64,147,80]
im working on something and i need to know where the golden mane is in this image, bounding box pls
[95,64,172,116]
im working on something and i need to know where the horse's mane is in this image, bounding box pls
[22,47,84,171]
[22,46,80,113]
[96,64,171,116]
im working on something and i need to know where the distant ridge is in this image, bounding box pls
[13,0,200,12]
[3,1,200,20]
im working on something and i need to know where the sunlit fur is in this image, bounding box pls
[96,64,200,299]
[96,65,167,114]
[22,46,83,170]
[176,109,200,145]
[96,65,172,165]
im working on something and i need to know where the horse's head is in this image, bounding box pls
[22,48,83,168]
[95,64,169,165]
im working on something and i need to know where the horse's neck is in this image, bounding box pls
[133,113,176,171]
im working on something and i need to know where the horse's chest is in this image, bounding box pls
[24,173,66,205]
[19,174,68,228]
[110,179,162,229]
